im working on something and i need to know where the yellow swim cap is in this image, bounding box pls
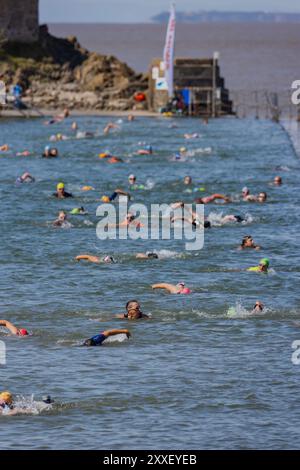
[57,182,65,190]
[101,195,110,203]
[180,147,187,153]
[99,153,108,159]
[0,391,13,404]
[81,186,94,191]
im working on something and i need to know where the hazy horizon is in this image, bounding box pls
[40,1,300,23]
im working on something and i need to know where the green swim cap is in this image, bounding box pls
[260,258,270,267]
[70,208,80,215]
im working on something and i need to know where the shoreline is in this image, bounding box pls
[0,109,159,118]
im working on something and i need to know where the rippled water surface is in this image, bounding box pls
[0,116,300,449]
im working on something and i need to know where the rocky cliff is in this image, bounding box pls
[0,25,148,110]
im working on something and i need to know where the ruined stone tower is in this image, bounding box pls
[0,0,39,42]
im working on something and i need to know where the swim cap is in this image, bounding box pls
[81,186,94,191]
[101,196,110,203]
[180,147,187,153]
[99,153,109,159]
[103,255,115,263]
[178,282,185,287]
[18,329,29,336]
[70,208,80,215]
[260,258,270,267]
[57,182,65,190]
[0,391,13,405]
[242,186,249,193]
[129,174,136,180]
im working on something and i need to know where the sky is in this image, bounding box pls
[40,0,300,23]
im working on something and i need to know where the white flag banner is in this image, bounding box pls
[163,4,176,98]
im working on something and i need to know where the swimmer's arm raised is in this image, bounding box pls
[103,328,131,338]
[204,194,231,203]
[75,255,101,263]
[151,283,178,294]
[0,320,18,335]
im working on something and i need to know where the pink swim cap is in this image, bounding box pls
[18,329,29,336]
[181,288,191,295]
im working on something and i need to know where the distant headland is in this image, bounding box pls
[152,11,300,24]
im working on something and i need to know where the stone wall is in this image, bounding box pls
[0,0,39,42]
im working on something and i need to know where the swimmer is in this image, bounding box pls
[76,130,95,139]
[71,121,78,131]
[53,211,68,227]
[49,133,67,142]
[137,145,152,155]
[44,108,69,125]
[103,122,119,135]
[128,174,145,190]
[128,114,135,121]
[43,146,58,158]
[184,133,199,139]
[16,150,31,157]
[15,172,35,184]
[101,189,131,203]
[107,156,124,163]
[273,176,282,186]
[75,254,115,264]
[252,301,264,313]
[195,194,231,204]
[70,207,87,215]
[219,214,245,224]
[238,235,261,250]
[0,320,28,336]
[247,258,270,273]
[83,329,131,346]
[0,391,34,416]
[242,187,267,203]
[136,252,159,259]
[184,176,192,185]
[171,207,210,229]
[53,182,73,199]
[116,300,149,319]
[151,282,191,295]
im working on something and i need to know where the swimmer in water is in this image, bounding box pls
[43,146,58,158]
[247,258,270,273]
[103,122,119,135]
[252,301,264,313]
[136,252,159,259]
[70,207,88,215]
[0,391,35,416]
[83,329,131,346]
[44,108,69,125]
[128,114,135,121]
[116,300,149,319]
[75,254,115,264]
[15,172,35,184]
[184,176,192,185]
[16,150,31,157]
[137,145,152,155]
[273,176,282,186]
[184,133,199,139]
[108,212,144,229]
[101,189,131,203]
[0,320,28,336]
[53,182,73,199]
[219,215,245,224]
[195,194,231,204]
[151,282,191,295]
[238,235,261,250]
[170,204,211,228]
[108,156,124,164]
[53,211,68,227]
[242,187,267,203]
